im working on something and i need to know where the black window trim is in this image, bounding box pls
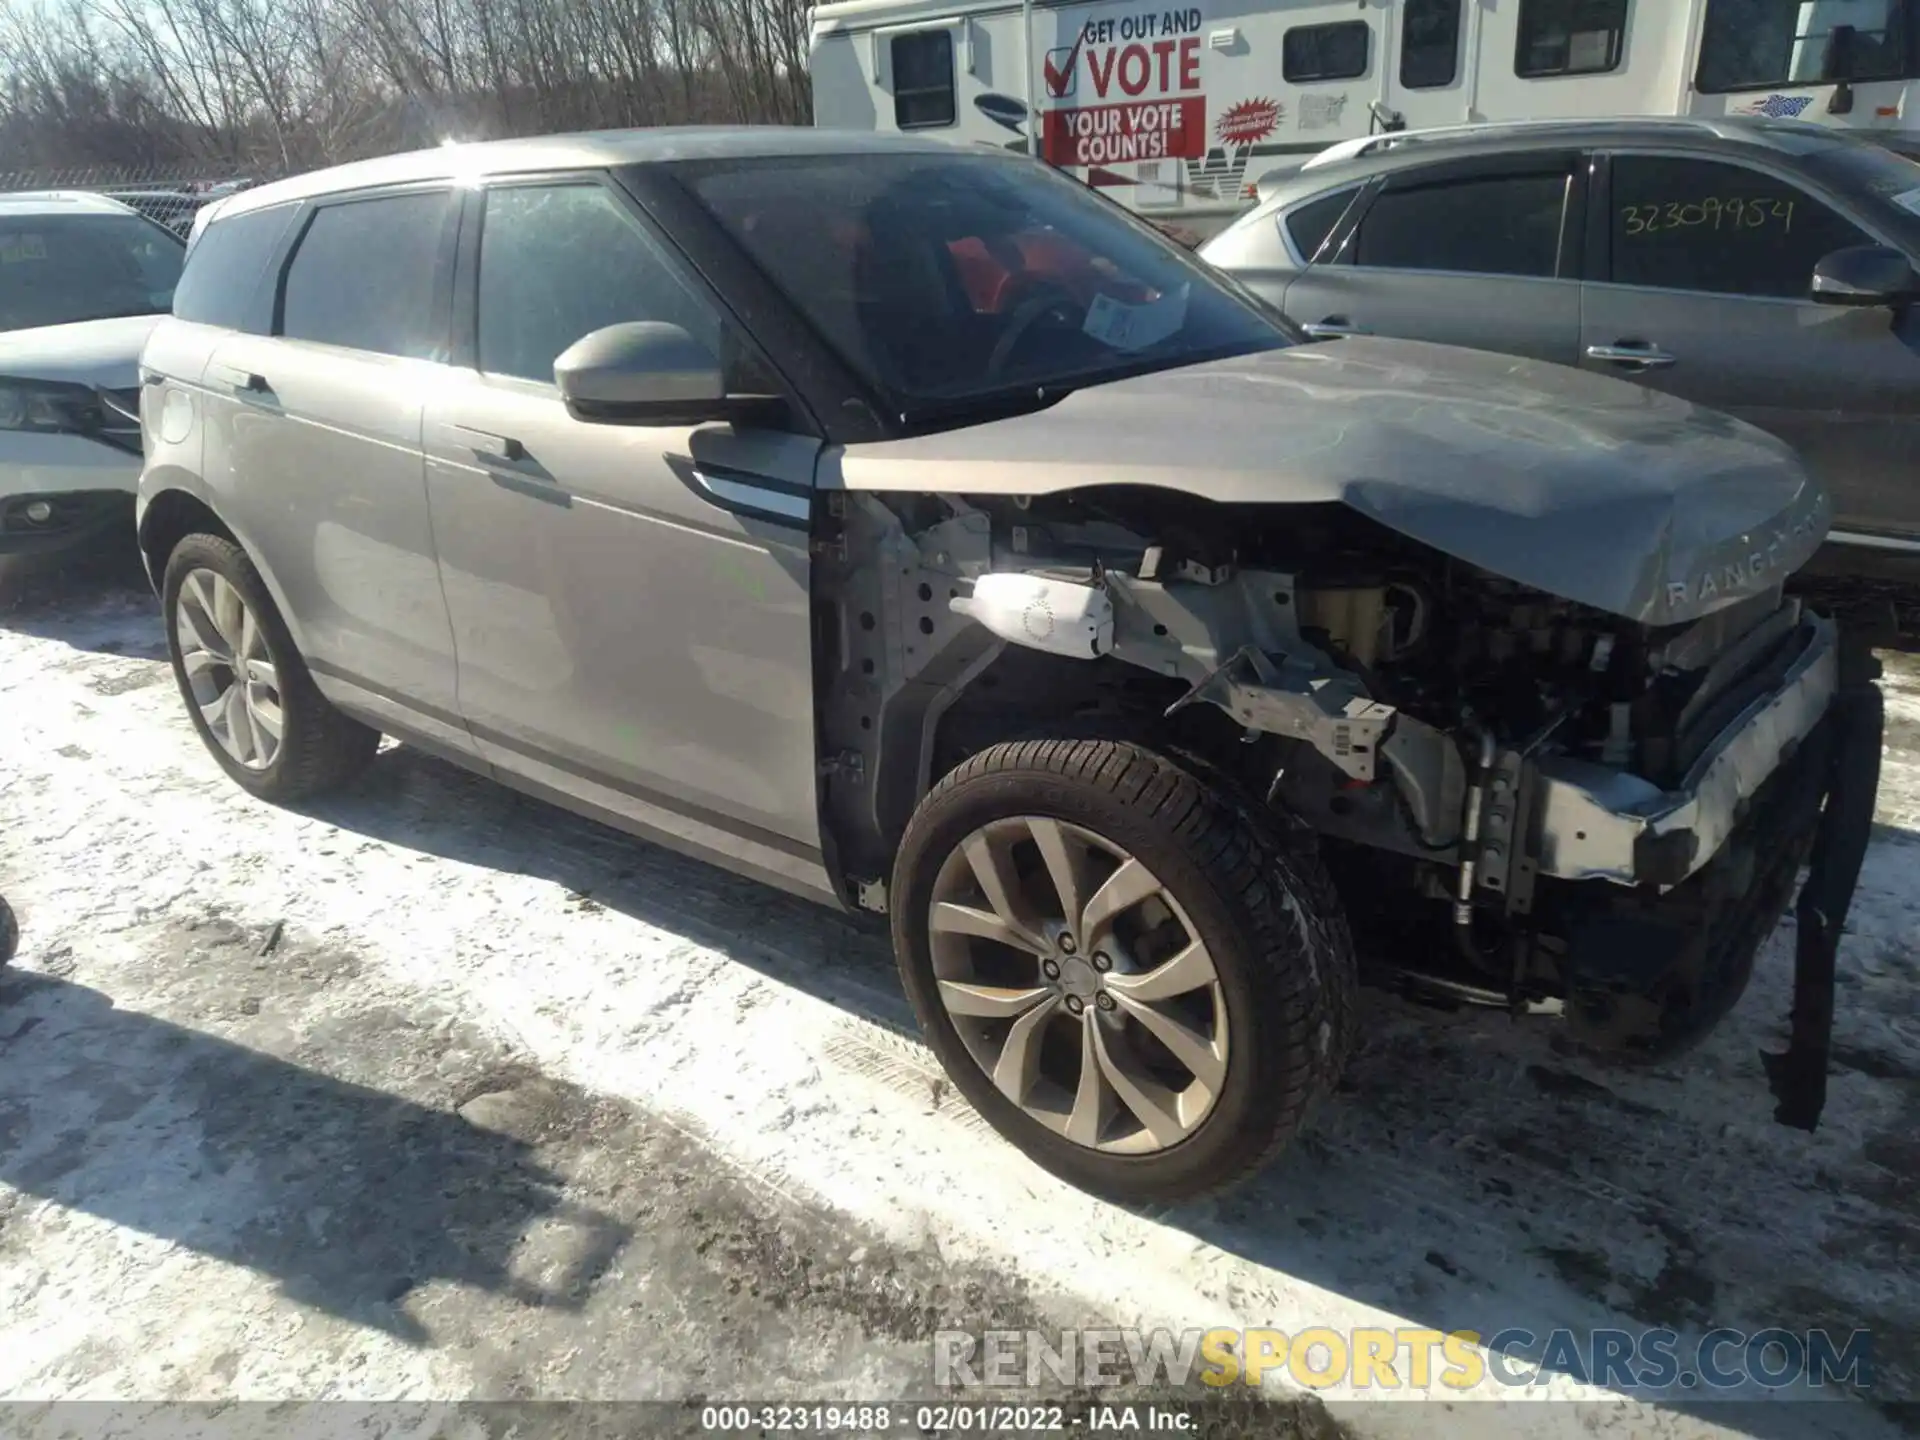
[1282,19,1374,84]
[1514,0,1630,80]
[891,28,958,130]
[1399,0,1465,90]
[1344,151,1588,281]
[1588,146,1904,299]
[1693,0,1920,94]
[271,180,462,361]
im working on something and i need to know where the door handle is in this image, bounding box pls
[1303,317,1371,339]
[447,424,526,463]
[1587,341,1677,370]
[207,363,270,393]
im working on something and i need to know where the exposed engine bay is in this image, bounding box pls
[813,487,1879,1110]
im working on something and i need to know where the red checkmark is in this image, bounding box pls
[1043,32,1087,98]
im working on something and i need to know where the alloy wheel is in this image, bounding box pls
[175,568,283,770]
[927,816,1229,1154]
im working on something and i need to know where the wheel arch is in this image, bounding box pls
[138,483,311,654]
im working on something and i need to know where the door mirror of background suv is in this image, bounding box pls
[555,321,731,424]
[1810,244,1920,308]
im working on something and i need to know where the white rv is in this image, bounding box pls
[809,0,1920,236]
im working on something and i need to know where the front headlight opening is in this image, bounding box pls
[0,380,88,433]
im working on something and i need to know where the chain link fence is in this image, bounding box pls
[0,165,270,236]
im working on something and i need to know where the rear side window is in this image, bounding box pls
[1607,155,1874,298]
[893,31,956,129]
[1283,22,1372,82]
[1402,0,1463,89]
[280,191,453,359]
[1516,0,1629,78]
[1285,188,1361,261]
[173,203,296,332]
[1353,173,1570,277]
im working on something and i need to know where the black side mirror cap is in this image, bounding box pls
[1810,244,1920,307]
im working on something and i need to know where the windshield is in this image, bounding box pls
[0,211,185,332]
[674,151,1292,414]
[1698,0,1911,91]
[1807,136,1920,224]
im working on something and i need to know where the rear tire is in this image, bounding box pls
[161,533,379,801]
[891,738,1355,1204]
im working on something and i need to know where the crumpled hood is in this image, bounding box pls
[831,338,1831,627]
[0,314,162,389]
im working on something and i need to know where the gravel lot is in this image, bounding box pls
[0,549,1914,1440]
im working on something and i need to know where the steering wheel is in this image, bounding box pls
[984,285,1086,382]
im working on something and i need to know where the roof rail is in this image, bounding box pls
[1299,115,1761,171]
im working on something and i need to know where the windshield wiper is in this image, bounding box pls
[896,384,1074,433]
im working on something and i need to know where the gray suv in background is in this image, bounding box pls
[1203,117,1920,627]
[135,129,1879,1203]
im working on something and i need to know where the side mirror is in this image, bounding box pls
[555,321,728,424]
[1810,244,1920,307]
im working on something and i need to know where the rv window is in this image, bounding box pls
[1353,173,1570,277]
[1401,0,1463,89]
[1696,0,1909,93]
[892,31,956,129]
[1515,0,1628,78]
[1608,155,1873,298]
[1285,188,1362,262]
[1282,21,1372,83]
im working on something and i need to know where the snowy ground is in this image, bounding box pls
[0,549,1915,1440]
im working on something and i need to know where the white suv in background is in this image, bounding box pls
[0,191,184,560]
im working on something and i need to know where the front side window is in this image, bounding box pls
[1283,21,1372,82]
[280,191,452,359]
[0,211,184,332]
[1697,0,1909,93]
[477,183,723,385]
[1516,0,1629,78]
[173,203,297,331]
[1608,155,1874,298]
[1402,0,1464,88]
[892,31,956,129]
[1353,172,1571,277]
[678,152,1291,412]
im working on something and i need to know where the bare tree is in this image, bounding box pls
[0,0,815,175]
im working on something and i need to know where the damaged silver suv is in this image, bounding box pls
[136,130,1883,1203]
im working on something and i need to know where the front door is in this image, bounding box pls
[1581,150,1920,543]
[1282,151,1586,365]
[422,177,828,888]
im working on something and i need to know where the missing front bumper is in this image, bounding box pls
[1530,615,1840,889]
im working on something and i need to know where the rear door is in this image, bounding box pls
[201,187,473,755]
[422,175,827,882]
[1281,150,1587,365]
[1580,150,1920,543]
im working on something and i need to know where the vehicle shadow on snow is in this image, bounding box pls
[0,540,163,659]
[0,964,631,1345]
[301,745,1915,1438]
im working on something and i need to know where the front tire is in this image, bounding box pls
[161,533,379,801]
[891,738,1355,1204]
